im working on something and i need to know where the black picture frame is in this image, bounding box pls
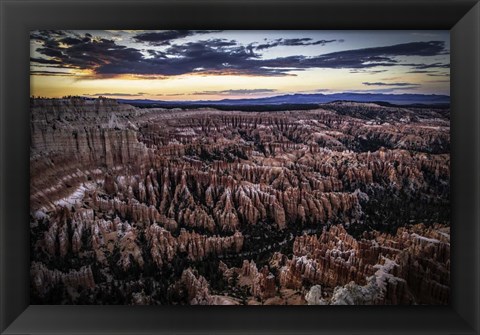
[1,0,479,334]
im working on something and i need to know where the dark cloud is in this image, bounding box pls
[427,73,450,77]
[406,70,449,77]
[362,82,420,87]
[30,57,62,65]
[36,47,64,58]
[60,37,84,45]
[134,30,193,45]
[300,41,448,70]
[165,39,241,55]
[87,38,277,77]
[30,31,450,78]
[133,30,222,45]
[407,62,450,69]
[406,70,432,74]
[255,38,337,50]
[146,49,168,58]
[136,39,269,76]
[194,88,277,95]
[349,69,387,74]
[38,36,144,72]
[30,30,66,42]
[326,41,446,59]
[30,70,73,76]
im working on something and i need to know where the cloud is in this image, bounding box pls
[255,38,337,50]
[30,30,450,79]
[156,93,186,97]
[30,70,74,76]
[193,88,277,95]
[30,30,66,42]
[134,30,193,45]
[406,70,433,74]
[408,62,450,69]
[98,39,286,77]
[362,82,420,87]
[60,36,88,45]
[30,57,63,65]
[346,88,420,94]
[302,41,448,70]
[349,69,387,74]
[133,30,222,45]
[331,41,447,58]
[427,73,450,77]
[32,33,146,74]
[84,92,146,97]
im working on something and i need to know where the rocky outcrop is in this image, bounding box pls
[31,261,95,298]
[180,268,213,305]
[147,224,244,266]
[279,225,371,289]
[241,260,276,300]
[29,98,450,305]
[281,224,449,305]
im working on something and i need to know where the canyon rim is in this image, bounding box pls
[30,30,450,305]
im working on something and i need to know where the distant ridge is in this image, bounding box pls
[117,92,450,107]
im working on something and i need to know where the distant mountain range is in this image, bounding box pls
[117,92,450,106]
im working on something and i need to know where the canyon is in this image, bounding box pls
[30,97,450,305]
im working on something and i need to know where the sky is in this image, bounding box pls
[30,30,450,101]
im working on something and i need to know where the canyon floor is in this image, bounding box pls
[30,98,450,305]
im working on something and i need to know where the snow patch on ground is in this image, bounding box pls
[33,210,48,220]
[307,256,405,305]
[373,257,399,292]
[53,182,95,209]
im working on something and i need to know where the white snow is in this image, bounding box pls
[53,182,94,209]
[33,210,48,220]
[372,257,399,292]
[411,233,440,244]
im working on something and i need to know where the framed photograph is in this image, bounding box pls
[1,0,479,334]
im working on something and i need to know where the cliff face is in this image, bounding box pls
[30,98,150,211]
[29,98,450,305]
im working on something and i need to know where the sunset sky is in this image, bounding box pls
[30,30,450,100]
